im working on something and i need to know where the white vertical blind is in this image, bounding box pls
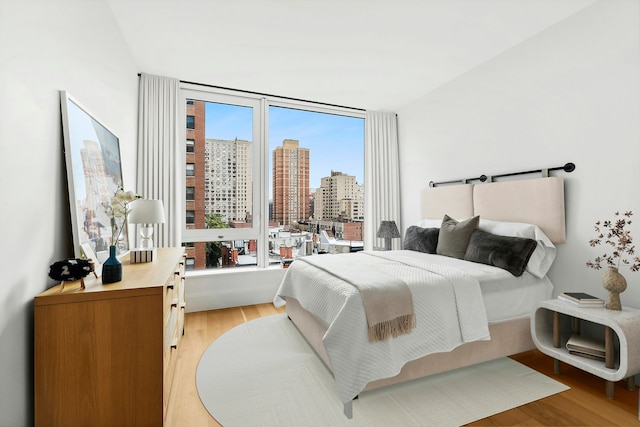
[364,111,401,250]
[136,73,181,247]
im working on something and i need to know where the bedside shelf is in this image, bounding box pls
[532,299,640,400]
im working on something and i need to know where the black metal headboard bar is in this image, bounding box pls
[428,162,575,188]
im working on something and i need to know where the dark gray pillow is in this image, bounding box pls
[464,229,537,277]
[404,226,439,254]
[436,215,479,259]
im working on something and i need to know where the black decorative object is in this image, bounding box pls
[101,245,122,284]
[48,258,96,291]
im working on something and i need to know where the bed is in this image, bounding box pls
[273,176,566,418]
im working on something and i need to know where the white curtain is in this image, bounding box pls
[364,111,401,250]
[136,73,181,247]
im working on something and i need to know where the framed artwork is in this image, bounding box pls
[60,91,129,261]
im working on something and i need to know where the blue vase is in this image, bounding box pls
[102,245,122,283]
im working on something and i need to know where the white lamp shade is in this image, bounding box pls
[128,199,166,224]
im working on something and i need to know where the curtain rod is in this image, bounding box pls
[428,162,575,187]
[137,73,366,112]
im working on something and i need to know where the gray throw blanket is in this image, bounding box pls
[298,254,415,342]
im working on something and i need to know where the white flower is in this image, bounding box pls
[104,186,140,247]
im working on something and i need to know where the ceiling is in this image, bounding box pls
[108,0,595,111]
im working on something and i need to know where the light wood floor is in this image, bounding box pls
[168,304,639,426]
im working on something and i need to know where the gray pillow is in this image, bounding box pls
[464,229,537,276]
[404,226,439,254]
[436,214,479,259]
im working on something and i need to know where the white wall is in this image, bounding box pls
[398,1,640,306]
[187,267,286,312]
[0,1,138,425]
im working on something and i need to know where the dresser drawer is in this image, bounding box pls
[164,305,178,354]
[163,343,179,420]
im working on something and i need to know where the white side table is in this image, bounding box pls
[532,299,640,403]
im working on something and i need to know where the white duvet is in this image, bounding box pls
[273,250,492,405]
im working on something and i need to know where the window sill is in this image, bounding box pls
[185,263,285,278]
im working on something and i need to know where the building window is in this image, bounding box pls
[186,186,195,201]
[186,163,194,177]
[186,210,195,224]
[186,139,195,153]
[186,115,195,129]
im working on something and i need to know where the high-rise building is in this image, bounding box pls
[204,138,252,223]
[272,139,310,226]
[314,171,364,221]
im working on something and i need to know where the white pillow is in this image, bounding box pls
[417,218,443,228]
[417,217,557,278]
[478,219,556,278]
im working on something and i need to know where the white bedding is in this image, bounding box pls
[273,250,554,406]
[391,250,554,322]
[274,250,499,405]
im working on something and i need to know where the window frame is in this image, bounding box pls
[178,83,364,270]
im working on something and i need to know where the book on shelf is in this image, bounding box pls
[566,334,606,361]
[558,292,604,308]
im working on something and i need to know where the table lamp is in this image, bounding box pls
[128,199,166,249]
[377,220,400,250]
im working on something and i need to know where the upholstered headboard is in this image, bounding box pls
[420,177,566,243]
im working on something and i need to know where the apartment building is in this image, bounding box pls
[185,99,207,269]
[272,139,310,226]
[314,171,364,221]
[204,138,252,223]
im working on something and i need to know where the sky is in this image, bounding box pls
[205,102,365,191]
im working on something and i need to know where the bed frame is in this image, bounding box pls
[285,176,566,417]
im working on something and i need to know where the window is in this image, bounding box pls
[186,210,195,224]
[179,84,364,270]
[186,186,195,201]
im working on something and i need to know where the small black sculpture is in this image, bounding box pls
[48,258,97,291]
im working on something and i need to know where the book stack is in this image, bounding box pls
[566,334,606,361]
[557,292,604,308]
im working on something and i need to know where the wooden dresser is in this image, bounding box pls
[34,247,185,427]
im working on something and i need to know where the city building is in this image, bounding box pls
[314,171,364,221]
[204,138,252,223]
[185,99,207,269]
[272,139,310,226]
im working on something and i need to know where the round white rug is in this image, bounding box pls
[196,313,567,426]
